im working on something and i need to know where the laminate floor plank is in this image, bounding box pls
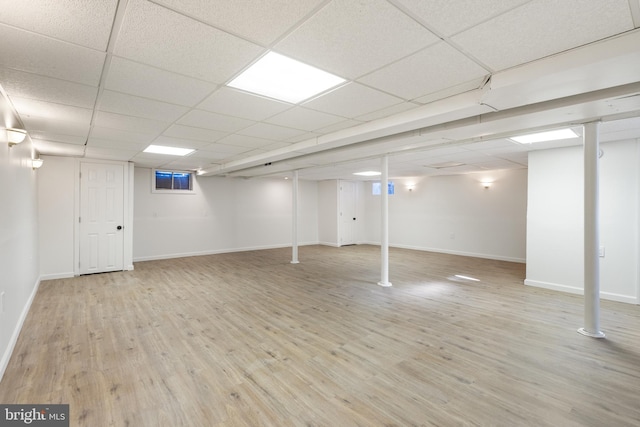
[1,245,639,426]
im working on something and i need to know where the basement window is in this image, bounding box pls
[152,169,195,194]
[372,181,395,195]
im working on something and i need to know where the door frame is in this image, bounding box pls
[74,159,134,275]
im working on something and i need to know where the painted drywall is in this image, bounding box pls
[38,156,76,278]
[318,180,338,246]
[133,168,318,261]
[0,139,40,380]
[526,140,639,303]
[362,169,528,262]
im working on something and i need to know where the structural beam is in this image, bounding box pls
[378,155,392,287]
[578,121,605,338]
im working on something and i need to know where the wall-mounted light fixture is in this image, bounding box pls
[6,128,27,147]
[481,181,493,189]
[32,158,44,169]
[406,182,416,192]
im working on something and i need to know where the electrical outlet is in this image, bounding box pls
[599,246,605,257]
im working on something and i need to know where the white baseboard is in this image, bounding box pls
[39,271,75,281]
[524,279,638,304]
[0,276,41,383]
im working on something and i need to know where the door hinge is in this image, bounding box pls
[79,217,81,223]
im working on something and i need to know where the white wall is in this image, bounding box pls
[526,140,639,303]
[38,156,76,278]
[318,180,338,246]
[133,168,318,261]
[362,169,528,262]
[0,138,40,380]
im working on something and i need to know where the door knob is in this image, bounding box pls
[117,225,123,230]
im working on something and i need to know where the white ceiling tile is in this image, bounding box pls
[463,138,521,151]
[394,0,530,37]
[276,0,439,79]
[199,142,253,155]
[360,42,489,100]
[265,107,345,132]
[473,159,524,170]
[238,123,307,141]
[129,152,184,168]
[286,132,320,143]
[114,0,263,83]
[99,90,189,122]
[0,25,105,86]
[29,131,86,145]
[304,82,404,118]
[0,0,118,50]
[10,96,93,123]
[0,67,98,108]
[162,124,227,143]
[601,116,640,133]
[452,0,635,70]
[162,157,214,170]
[177,110,255,133]
[105,57,217,106]
[89,126,158,144]
[185,150,227,161]
[355,101,420,122]
[93,111,168,135]
[313,120,362,135]
[86,137,147,151]
[216,134,280,149]
[440,151,492,164]
[32,139,86,156]
[222,148,267,162]
[413,77,487,105]
[22,115,90,138]
[153,0,326,45]
[83,146,139,161]
[198,87,291,121]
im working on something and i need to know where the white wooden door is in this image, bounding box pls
[79,162,124,274]
[339,181,357,246]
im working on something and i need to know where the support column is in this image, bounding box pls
[378,155,392,287]
[291,170,299,264]
[578,122,605,338]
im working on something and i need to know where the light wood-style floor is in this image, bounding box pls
[1,245,640,426]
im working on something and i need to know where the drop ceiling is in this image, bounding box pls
[1,0,639,180]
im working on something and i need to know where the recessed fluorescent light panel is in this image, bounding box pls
[227,52,346,104]
[144,145,194,156]
[510,128,578,144]
[353,171,381,176]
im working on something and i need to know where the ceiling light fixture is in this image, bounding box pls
[6,128,27,146]
[510,128,578,144]
[353,171,381,176]
[32,158,44,169]
[143,145,195,156]
[227,51,346,104]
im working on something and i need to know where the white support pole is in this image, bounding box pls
[291,170,299,264]
[578,122,605,338]
[378,155,392,287]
